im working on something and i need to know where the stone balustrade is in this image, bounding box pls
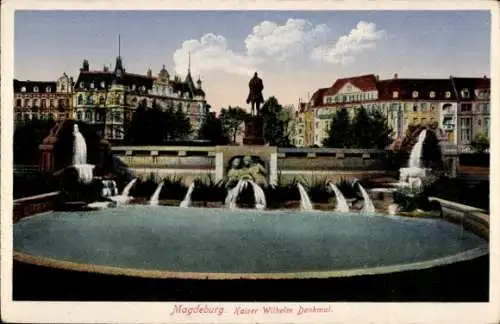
[13,191,61,223]
[428,196,489,240]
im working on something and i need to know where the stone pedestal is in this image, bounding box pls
[243,116,265,145]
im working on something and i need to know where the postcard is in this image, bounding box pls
[1,0,499,323]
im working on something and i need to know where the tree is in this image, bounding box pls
[368,109,393,149]
[350,107,373,148]
[322,107,392,149]
[14,119,56,164]
[261,96,292,147]
[219,106,248,143]
[470,133,489,153]
[171,105,192,140]
[322,108,351,148]
[198,112,229,145]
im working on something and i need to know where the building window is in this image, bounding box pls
[99,96,105,105]
[412,91,418,98]
[41,99,47,108]
[461,89,470,98]
[33,99,40,107]
[78,94,84,105]
[90,82,95,89]
[445,91,451,98]
[429,91,435,98]
[46,86,51,92]
[478,119,481,126]
[461,103,472,112]
[33,86,39,93]
[21,86,26,92]
[79,82,84,88]
[85,111,92,121]
[76,111,82,120]
[413,105,417,112]
[485,118,490,137]
[101,81,105,88]
[25,99,31,107]
[392,91,398,99]
[50,99,55,107]
[420,103,428,112]
[16,99,21,107]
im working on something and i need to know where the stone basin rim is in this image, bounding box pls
[13,246,489,280]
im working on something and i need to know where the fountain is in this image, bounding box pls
[249,180,266,210]
[101,180,118,198]
[149,182,164,206]
[328,182,349,212]
[396,129,431,191]
[358,183,376,214]
[109,178,137,205]
[72,124,94,184]
[297,183,314,211]
[224,179,266,210]
[180,182,196,208]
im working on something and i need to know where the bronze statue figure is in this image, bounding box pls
[246,72,264,116]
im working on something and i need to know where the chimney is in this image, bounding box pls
[393,73,398,79]
[147,68,152,78]
[375,75,379,81]
[484,75,487,79]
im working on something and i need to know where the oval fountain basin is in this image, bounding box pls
[13,206,488,279]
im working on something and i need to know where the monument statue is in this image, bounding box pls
[246,72,264,116]
[226,155,268,185]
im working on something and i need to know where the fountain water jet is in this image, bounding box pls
[358,183,375,214]
[396,130,431,191]
[224,179,266,210]
[328,182,349,212]
[249,180,266,210]
[180,182,196,208]
[72,124,94,184]
[297,183,314,211]
[149,182,164,206]
[109,178,137,204]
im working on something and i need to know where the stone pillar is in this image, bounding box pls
[243,115,265,145]
[215,152,224,182]
[269,152,278,186]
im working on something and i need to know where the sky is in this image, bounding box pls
[14,10,491,113]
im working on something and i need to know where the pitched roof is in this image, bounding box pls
[14,80,57,93]
[309,87,329,106]
[324,74,378,96]
[73,70,205,97]
[450,77,490,100]
[377,78,457,101]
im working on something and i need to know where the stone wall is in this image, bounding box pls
[13,192,60,223]
[111,146,389,185]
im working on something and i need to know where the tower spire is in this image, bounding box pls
[118,34,121,57]
[188,50,191,73]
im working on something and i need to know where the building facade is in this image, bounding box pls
[306,74,490,152]
[14,73,73,127]
[72,56,207,143]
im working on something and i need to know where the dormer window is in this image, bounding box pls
[429,91,435,98]
[21,86,26,92]
[141,86,146,91]
[461,89,470,98]
[90,82,94,89]
[79,82,84,89]
[445,91,451,98]
[412,91,418,98]
[101,81,105,88]
[392,91,399,99]
[33,86,39,93]
[46,86,51,93]
[132,84,136,91]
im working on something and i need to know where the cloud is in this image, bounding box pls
[173,18,330,75]
[311,21,386,65]
[173,33,257,77]
[173,20,385,75]
[244,18,330,62]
